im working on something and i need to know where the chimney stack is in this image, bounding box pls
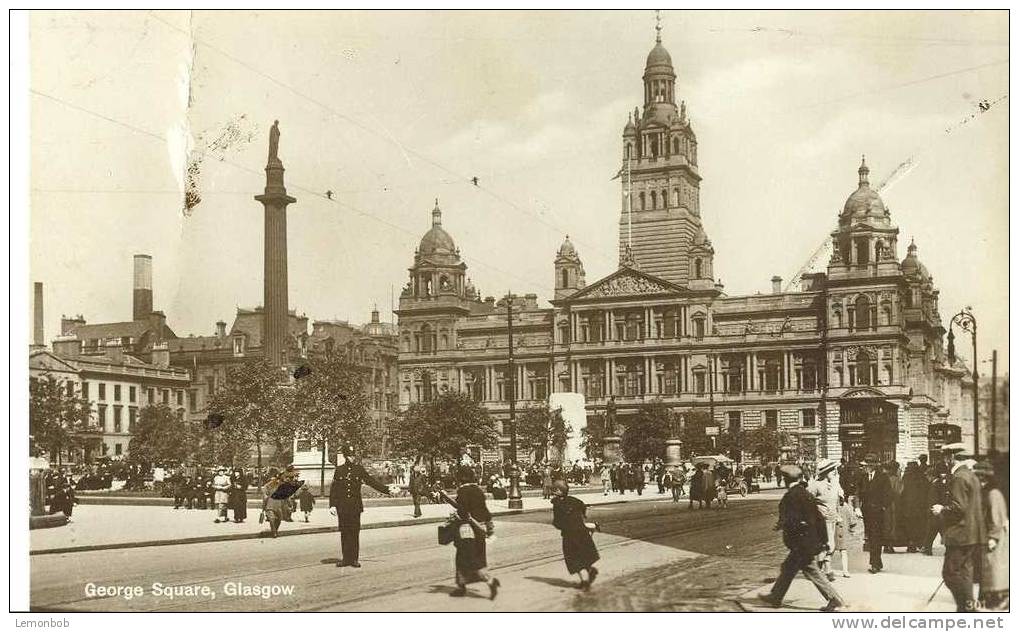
[61,314,86,335]
[216,320,227,338]
[52,335,81,359]
[33,282,44,348]
[771,276,783,294]
[150,341,170,368]
[148,310,167,344]
[133,254,153,322]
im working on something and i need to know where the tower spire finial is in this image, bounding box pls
[432,198,442,226]
[655,10,663,43]
[858,154,870,187]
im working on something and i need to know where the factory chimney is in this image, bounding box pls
[32,282,44,349]
[133,254,153,322]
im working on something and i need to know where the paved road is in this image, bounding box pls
[31,491,784,612]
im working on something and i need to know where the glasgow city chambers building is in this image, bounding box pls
[395,31,971,466]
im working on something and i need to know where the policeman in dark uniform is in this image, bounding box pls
[329,445,391,567]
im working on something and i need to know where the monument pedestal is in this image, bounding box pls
[602,435,622,465]
[664,439,683,468]
[292,438,332,495]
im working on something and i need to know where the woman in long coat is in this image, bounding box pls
[551,480,600,589]
[975,461,1009,611]
[451,468,500,599]
[898,462,930,551]
[689,466,704,508]
[229,469,248,523]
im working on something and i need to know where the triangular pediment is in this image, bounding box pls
[563,267,686,302]
[29,350,80,374]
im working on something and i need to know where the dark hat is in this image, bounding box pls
[862,453,880,465]
[778,464,803,482]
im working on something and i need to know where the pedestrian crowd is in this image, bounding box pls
[761,445,1009,612]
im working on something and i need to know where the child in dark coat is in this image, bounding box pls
[297,485,315,522]
[550,479,600,589]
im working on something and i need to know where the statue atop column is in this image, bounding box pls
[268,120,281,166]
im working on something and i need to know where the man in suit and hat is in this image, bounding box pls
[328,444,391,568]
[931,442,985,612]
[759,464,848,611]
[808,458,843,581]
[858,453,892,573]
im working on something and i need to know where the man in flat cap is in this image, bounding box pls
[857,453,892,574]
[931,442,985,612]
[329,444,391,568]
[759,464,848,611]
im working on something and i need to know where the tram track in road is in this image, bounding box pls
[32,497,776,612]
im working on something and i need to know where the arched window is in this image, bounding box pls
[650,190,657,209]
[674,187,681,207]
[441,334,449,349]
[561,268,569,288]
[855,295,871,330]
[625,143,632,159]
[673,137,680,154]
[639,192,646,211]
[650,136,658,157]
[661,189,668,208]
[694,258,702,279]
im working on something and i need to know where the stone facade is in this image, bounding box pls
[396,30,967,466]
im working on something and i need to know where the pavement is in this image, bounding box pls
[29,493,780,611]
[29,489,962,613]
[31,487,726,555]
[736,542,958,612]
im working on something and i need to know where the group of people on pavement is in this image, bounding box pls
[761,444,1009,613]
[168,468,250,522]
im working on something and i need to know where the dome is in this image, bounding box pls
[418,200,457,256]
[645,42,673,72]
[841,157,888,221]
[623,113,636,136]
[557,235,578,259]
[900,239,930,280]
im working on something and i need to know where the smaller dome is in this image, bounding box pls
[557,235,579,260]
[464,277,477,298]
[623,113,636,136]
[418,199,457,256]
[900,239,930,280]
[842,156,888,221]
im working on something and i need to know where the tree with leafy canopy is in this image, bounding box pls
[517,402,572,464]
[29,373,93,465]
[741,426,791,464]
[206,359,296,475]
[679,409,715,457]
[579,413,606,460]
[389,391,499,467]
[127,404,195,466]
[291,352,374,490]
[621,399,672,464]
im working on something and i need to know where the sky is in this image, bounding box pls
[27,9,1009,369]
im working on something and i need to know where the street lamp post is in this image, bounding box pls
[947,307,979,456]
[505,293,523,509]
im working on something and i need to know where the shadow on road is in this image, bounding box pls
[426,585,489,600]
[524,575,583,589]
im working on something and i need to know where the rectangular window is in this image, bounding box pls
[98,383,106,400]
[82,381,89,400]
[146,387,155,404]
[802,409,816,429]
[114,384,121,401]
[115,443,123,456]
[694,319,705,339]
[65,381,74,397]
[97,404,107,431]
[129,386,136,403]
[113,406,122,433]
[728,411,741,432]
[765,410,778,431]
[161,389,169,404]
[695,373,706,395]
[188,389,198,413]
[176,390,184,406]
[128,407,137,432]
